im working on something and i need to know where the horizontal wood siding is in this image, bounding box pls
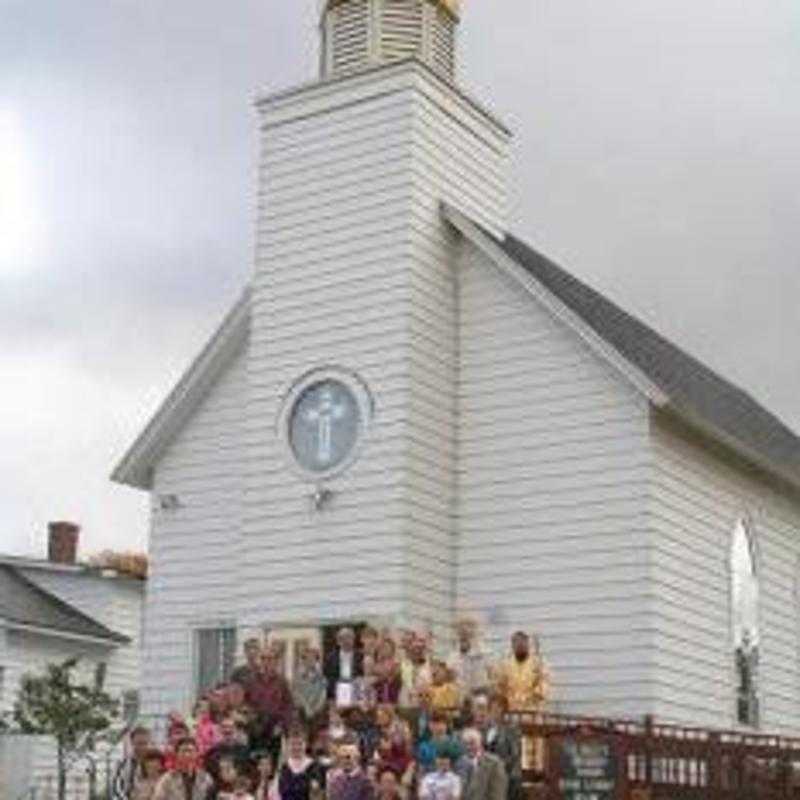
[650,411,800,732]
[245,61,509,634]
[145,342,248,717]
[405,74,510,634]
[0,631,117,799]
[247,71,412,632]
[17,569,143,700]
[456,240,654,718]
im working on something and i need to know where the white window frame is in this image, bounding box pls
[193,624,237,698]
[729,515,761,729]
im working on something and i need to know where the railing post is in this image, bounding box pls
[780,750,793,800]
[643,715,654,787]
[708,731,721,800]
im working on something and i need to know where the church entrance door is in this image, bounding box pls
[266,627,321,682]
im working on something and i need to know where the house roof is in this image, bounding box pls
[0,565,130,645]
[0,554,146,583]
[443,204,800,489]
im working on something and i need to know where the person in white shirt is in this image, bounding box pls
[446,618,491,704]
[419,754,462,800]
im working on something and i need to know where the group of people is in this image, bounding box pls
[113,619,549,800]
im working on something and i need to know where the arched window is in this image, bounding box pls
[731,518,759,726]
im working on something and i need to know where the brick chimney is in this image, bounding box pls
[48,521,80,565]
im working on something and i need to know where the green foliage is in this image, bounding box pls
[12,657,119,752]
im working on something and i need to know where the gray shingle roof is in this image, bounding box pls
[496,231,800,484]
[0,565,129,645]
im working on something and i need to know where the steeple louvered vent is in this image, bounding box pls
[321,0,460,80]
[329,0,370,74]
[430,5,456,76]
[381,0,424,62]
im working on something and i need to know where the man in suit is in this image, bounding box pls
[111,726,151,800]
[230,637,263,689]
[324,627,364,702]
[457,728,508,800]
[472,695,522,800]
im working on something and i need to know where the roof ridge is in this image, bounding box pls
[503,233,799,439]
[0,564,129,644]
[495,230,800,480]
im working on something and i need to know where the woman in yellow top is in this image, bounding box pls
[429,660,460,711]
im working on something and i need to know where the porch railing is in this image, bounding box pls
[512,712,800,799]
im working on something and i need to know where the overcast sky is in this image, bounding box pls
[2,0,798,558]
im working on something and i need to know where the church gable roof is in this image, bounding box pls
[112,208,799,494]
[0,565,130,645]
[445,204,800,489]
[111,289,250,490]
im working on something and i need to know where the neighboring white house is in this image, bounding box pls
[112,0,800,735]
[0,522,144,799]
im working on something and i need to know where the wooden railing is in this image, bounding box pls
[72,710,800,799]
[509,712,800,799]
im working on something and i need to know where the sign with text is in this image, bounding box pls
[558,737,618,800]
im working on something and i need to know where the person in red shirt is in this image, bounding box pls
[153,738,214,800]
[163,720,191,772]
[246,648,295,761]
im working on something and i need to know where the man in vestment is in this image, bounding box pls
[495,632,548,712]
[495,631,549,777]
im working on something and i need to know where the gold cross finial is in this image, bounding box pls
[441,0,461,19]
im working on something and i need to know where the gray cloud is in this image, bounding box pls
[1,0,798,556]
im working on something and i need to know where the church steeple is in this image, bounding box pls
[320,0,460,80]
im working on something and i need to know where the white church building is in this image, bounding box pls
[113,0,800,734]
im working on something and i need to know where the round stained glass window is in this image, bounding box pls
[288,379,362,474]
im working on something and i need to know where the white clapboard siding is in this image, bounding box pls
[456,239,654,718]
[1,630,112,714]
[0,631,119,800]
[17,569,143,699]
[404,75,509,633]
[0,734,38,800]
[242,58,509,637]
[650,411,800,733]
[145,339,248,718]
